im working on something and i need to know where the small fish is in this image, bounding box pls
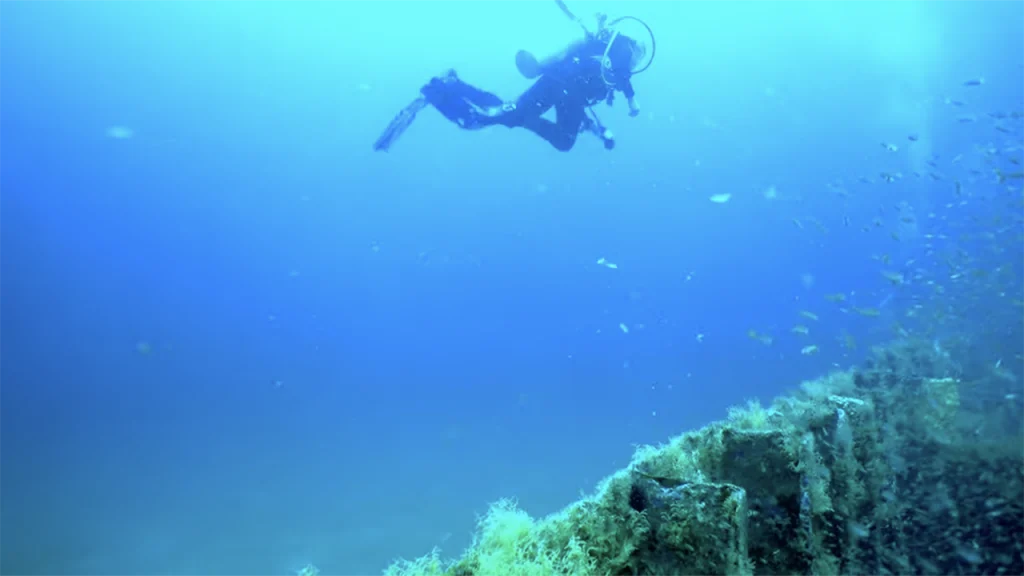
[746,329,773,345]
[800,345,819,356]
[963,77,985,87]
[881,270,905,285]
[106,125,135,139]
[709,193,732,204]
[799,310,819,321]
[841,333,857,350]
[824,293,847,303]
[853,307,881,317]
[995,169,1024,184]
[848,521,871,539]
[881,142,899,152]
[791,325,810,336]
[907,134,919,142]
[633,467,687,489]
[619,323,630,334]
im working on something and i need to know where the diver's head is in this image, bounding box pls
[605,33,646,76]
[597,16,655,85]
[627,37,647,72]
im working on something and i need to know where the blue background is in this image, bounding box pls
[2,1,1021,574]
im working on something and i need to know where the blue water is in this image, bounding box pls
[2,2,1021,574]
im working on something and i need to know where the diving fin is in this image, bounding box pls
[515,50,543,79]
[373,96,428,152]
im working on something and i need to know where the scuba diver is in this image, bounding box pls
[374,3,654,153]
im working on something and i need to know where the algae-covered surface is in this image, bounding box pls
[384,340,1023,576]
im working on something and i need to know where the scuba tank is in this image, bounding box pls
[514,2,655,84]
[515,44,580,79]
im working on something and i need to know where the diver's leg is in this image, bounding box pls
[420,74,479,128]
[455,80,504,108]
[516,103,612,152]
[509,76,559,123]
[552,102,588,151]
[419,70,509,129]
[478,76,558,131]
[519,116,576,151]
[374,71,509,150]
[514,101,587,152]
[432,69,504,108]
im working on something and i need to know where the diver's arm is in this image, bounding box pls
[621,78,640,117]
[627,96,640,117]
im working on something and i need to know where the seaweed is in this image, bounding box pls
[384,340,1024,576]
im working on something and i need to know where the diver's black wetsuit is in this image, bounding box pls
[421,35,637,152]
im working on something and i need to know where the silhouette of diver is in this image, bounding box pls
[374,13,648,153]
